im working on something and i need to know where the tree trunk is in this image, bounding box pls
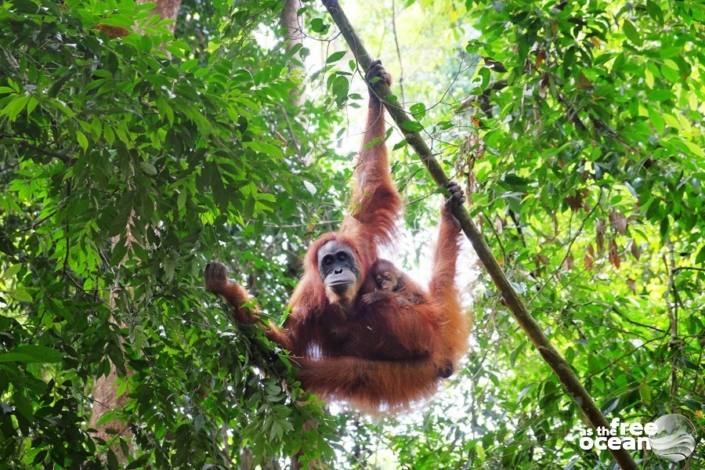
[139,0,182,32]
[88,364,132,459]
[281,0,303,107]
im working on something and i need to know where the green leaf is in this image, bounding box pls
[478,67,490,89]
[140,161,158,175]
[660,61,680,82]
[648,89,673,101]
[26,96,39,115]
[695,245,705,264]
[400,120,423,132]
[95,410,123,427]
[156,97,174,125]
[13,390,33,420]
[310,18,329,34]
[76,130,88,151]
[503,174,530,186]
[115,124,130,145]
[243,141,283,158]
[623,20,642,46]
[331,74,349,107]
[90,117,102,138]
[255,192,276,203]
[325,51,346,63]
[639,383,652,404]
[392,139,407,150]
[2,94,29,121]
[3,264,21,279]
[660,216,669,239]
[646,0,663,23]
[644,68,655,88]
[104,126,115,145]
[647,107,665,133]
[254,200,273,215]
[0,345,63,363]
[410,102,426,120]
[10,286,32,302]
[681,138,704,157]
[107,450,119,470]
[126,456,150,469]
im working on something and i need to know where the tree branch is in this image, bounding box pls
[320,1,638,468]
[391,0,405,107]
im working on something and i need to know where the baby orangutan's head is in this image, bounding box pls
[372,259,402,291]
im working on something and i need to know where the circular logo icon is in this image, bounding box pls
[649,414,696,462]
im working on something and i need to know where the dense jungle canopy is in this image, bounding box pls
[0,0,704,468]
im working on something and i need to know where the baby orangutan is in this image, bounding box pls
[360,259,424,306]
[360,259,454,379]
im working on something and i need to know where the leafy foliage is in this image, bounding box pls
[0,0,349,466]
[2,0,704,468]
[337,0,705,468]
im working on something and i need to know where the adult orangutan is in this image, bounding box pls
[205,60,470,412]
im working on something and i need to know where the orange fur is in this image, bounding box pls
[209,65,470,412]
[361,259,425,305]
[204,263,259,324]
